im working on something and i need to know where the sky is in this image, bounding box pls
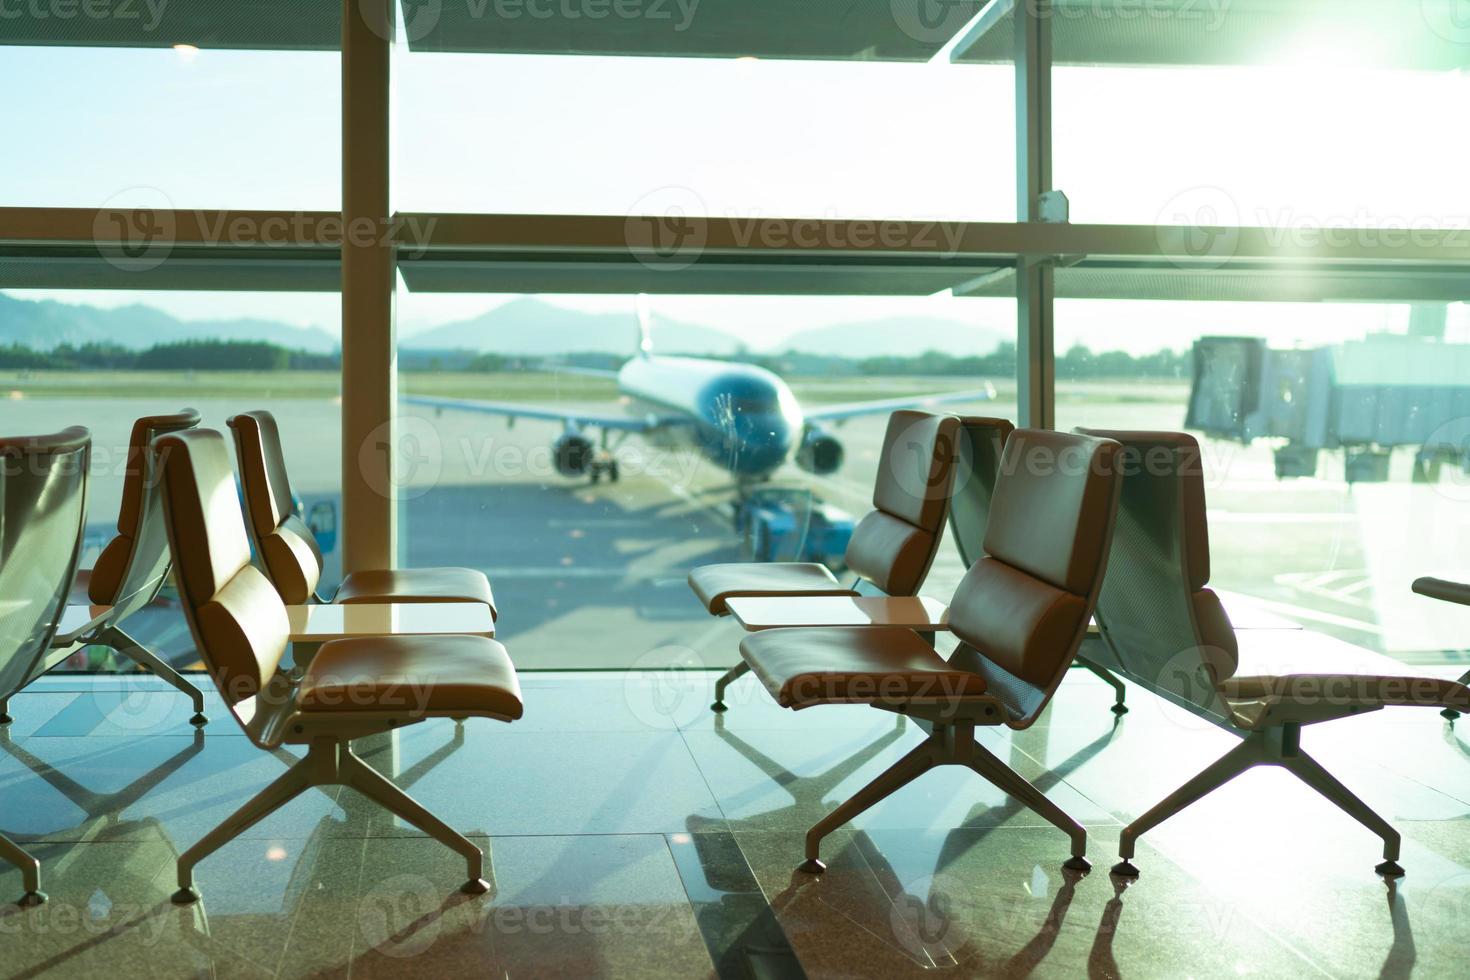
[4,26,1469,354]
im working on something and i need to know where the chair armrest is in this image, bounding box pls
[725,595,950,632]
[1413,577,1470,607]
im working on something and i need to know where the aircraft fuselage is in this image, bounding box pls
[617,355,804,481]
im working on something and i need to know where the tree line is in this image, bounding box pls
[1,339,1189,379]
[0,340,338,371]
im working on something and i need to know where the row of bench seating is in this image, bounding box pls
[4,409,1470,909]
[0,412,512,907]
[689,413,1470,879]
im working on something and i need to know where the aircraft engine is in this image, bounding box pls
[552,433,596,477]
[795,426,844,476]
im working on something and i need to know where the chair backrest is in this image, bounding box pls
[154,428,289,709]
[946,416,1016,568]
[944,429,1122,727]
[843,410,960,597]
[88,409,202,616]
[226,410,324,605]
[1075,429,1239,721]
[0,427,90,700]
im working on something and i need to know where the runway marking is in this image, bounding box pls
[1237,593,1384,636]
[1275,569,1375,609]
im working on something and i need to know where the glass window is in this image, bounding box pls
[2,46,339,209]
[395,290,1011,667]
[1054,297,1470,662]
[394,53,1014,221]
[1054,64,1470,228]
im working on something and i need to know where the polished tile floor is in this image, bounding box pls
[3,657,1469,979]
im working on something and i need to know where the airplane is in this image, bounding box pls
[404,296,997,488]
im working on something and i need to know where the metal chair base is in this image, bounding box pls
[799,723,1088,874]
[1116,724,1403,878]
[172,736,489,904]
[711,661,750,713]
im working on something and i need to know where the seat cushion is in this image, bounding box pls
[297,633,523,719]
[688,562,851,615]
[1222,627,1470,713]
[739,626,989,709]
[336,567,496,618]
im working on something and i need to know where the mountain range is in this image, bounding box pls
[0,293,340,354]
[0,293,1009,360]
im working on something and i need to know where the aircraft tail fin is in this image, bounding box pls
[636,294,653,359]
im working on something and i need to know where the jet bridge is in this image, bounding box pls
[1187,334,1470,483]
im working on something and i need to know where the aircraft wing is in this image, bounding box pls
[403,394,681,433]
[802,383,999,423]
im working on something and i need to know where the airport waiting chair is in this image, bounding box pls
[1,411,208,728]
[1408,577,1470,719]
[692,410,962,711]
[1077,428,1470,879]
[946,418,1130,715]
[154,427,523,903]
[227,411,496,615]
[60,410,208,726]
[0,426,92,905]
[736,429,1124,873]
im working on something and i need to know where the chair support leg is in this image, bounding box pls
[1280,750,1403,876]
[173,753,315,903]
[0,831,44,906]
[711,661,750,712]
[969,742,1091,870]
[1077,659,1128,715]
[1114,732,1264,876]
[0,697,10,726]
[102,626,208,726]
[337,748,489,894]
[800,737,939,873]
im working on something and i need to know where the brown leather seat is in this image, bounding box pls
[1079,427,1470,879]
[227,410,496,616]
[332,567,496,607]
[299,633,523,717]
[688,563,855,615]
[154,427,522,903]
[734,429,1124,874]
[688,410,961,615]
[742,625,989,710]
